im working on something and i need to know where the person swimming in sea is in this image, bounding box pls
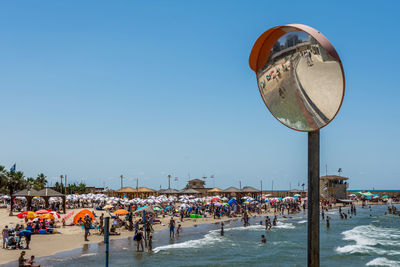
[261,235,266,244]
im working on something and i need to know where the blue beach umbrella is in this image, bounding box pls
[136,206,148,212]
[228,199,237,206]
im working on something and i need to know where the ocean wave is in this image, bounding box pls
[154,230,222,253]
[225,225,265,232]
[366,257,400,266]
[336,225,400,256]
[81,253,97,257]
[297,220,307,224]
[154,222,295,253]
[275,222,296,229]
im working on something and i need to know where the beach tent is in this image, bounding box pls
[382,195,389,199]
[73,209,95,224]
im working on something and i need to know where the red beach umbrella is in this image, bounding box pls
[36,209,50,214]
[17,211,29,219]
[210,197,220,202]
[50,211,61,218]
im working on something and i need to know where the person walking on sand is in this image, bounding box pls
[84,215,91,241]
[169,217,175,238]
[2,225,9,249]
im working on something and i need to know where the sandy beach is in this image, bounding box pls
[0,207,276,265]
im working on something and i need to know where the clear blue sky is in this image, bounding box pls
[0,1,399,190]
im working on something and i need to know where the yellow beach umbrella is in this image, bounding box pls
[26,211,37,219]
[39,213,55,220]
[103,205,112,210]
[113,209,128,215]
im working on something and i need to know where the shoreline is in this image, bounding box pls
[0,209,277,265]
[0,202,390,265]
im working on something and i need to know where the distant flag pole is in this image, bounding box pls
[174,177,178,190]
[10,163,16,173]
[210,175,215,188]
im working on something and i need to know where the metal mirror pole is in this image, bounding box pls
[308,130,320,267]
[104,217,110,267]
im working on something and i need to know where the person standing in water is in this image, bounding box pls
[169,217,175,238]
[220,222,224,236]
[326,216,330,229]
[261,235,266,243]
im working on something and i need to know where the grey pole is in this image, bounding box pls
[308,130,320,267]
[104,217,110,267]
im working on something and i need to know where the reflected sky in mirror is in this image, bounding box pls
[257,31,343,131]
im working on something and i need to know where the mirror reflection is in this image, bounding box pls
[257,30,343,131]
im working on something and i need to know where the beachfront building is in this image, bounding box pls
[241,186,261,199]
[222,186,242,199]
[159,188,180,196]
[179,188,201,195]
[114,186,157,199]
[207,187,223,196]
[185,179,206,189]
[320,175,349,199]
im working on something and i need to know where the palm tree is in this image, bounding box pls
[34,173,48,190]
[0,165,7,194]
[0,167,26,215]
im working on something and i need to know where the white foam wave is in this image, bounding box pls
[225,225,265,232]
[275,222,296,229]
[81,253,97,257]
[297,220,307,224]
[154,230,222,253]
[366,257,400,266]
[336,225,400,256]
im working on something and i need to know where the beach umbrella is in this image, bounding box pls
[39,213,55,220]
[50,211,61,219]
[210,197,220,202]
[113,209,129,215]
[133,206,155,214]
[63,211,74,221]
[214,202,223,206]
[294,194,301,197]
[228,199,237,206]
[153,207,162,211]
[24,211,37,219]
[103,205,112,210]
[17,211,29,219]
[36,209,50,214]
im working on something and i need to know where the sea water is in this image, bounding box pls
[4,205,400,267]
